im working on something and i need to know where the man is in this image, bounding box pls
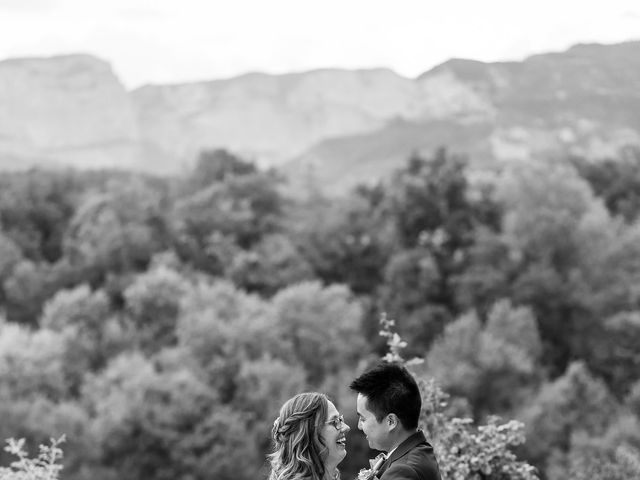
[350,362,441,480]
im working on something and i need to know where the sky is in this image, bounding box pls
[1,0,639,89]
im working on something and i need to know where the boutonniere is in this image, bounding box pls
[357,453,386,480]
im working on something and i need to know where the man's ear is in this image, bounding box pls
[386,413,399,430]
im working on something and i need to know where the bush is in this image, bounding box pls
[0,436,64,480]
[380,315,539,480]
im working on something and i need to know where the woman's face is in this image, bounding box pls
[321,400,350,469]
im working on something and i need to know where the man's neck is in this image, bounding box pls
[387,429,417,453]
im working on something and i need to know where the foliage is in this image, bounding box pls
[0,169,82,263]
[1,149,640,480]
[387,149,476,250]
[0,436,65,480]
[186,149,258,192]
[0,232,22,284]
[170,150,285,274]
[227,233,314,296]
[495,160,618,374]
[377,149,502,353]
[123,266,189,352]
[586,311,640,397]
[271,281,365,385]
[425,300,542,417]
[2,260,54,325]
[565,432,640,480]
[0,320,67,400]
[571,146,640,222]
[62,176,169,281]
[39,285,128,393]
[290,186,393,295]
[379,316,539,480]
[518,361,620,474]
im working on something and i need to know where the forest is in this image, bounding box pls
[1,147,640,480]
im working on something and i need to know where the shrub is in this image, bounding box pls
[380,315,539,480]
[0,436,64,480]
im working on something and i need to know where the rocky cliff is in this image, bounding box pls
[1,41,639,192]
[0,54,141,170]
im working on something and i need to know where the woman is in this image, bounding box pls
[269,392,350,480]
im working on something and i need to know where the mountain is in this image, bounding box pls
[129,65,495,170]
[285,41,640,194]
[1,41,639,193]
[0,54,142,171]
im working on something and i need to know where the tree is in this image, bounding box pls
[271,281,365,385]
[425,301,542,417]
[451,227,513,317]
[83,352,254,480]
[518,362,619,477]
[62,176,169,284]
[496,159,614,374]
[171,156,285,273]
[232,356,307,454]
[378,149,502,338]
[0,320,91,478]
[175,280,280,401]
[585,311,640,398]
[227,233,314,296]
[123,266,189,353]
[40,284,123,393]
[0,232,22,285]
[387,149,474,250]
[0,320,67,400]
[0,169,81,262]
[184,149,257,193]
[571,146,640,222]
[291,186,393,295]
[2,260,52,325]
[381,248,452,352]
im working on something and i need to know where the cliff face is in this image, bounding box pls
[130,67,494,168]
[1,41,640,192]
[0,54,140,170]
[286,42,640,194]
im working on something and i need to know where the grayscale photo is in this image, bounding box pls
[1,1,640,480]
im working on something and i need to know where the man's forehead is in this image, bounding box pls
[356,393,370,411]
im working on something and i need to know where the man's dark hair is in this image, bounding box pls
[350,362,421,430]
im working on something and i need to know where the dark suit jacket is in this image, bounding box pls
[378,431,441,480]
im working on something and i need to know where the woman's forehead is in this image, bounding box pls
[326,400,339,417]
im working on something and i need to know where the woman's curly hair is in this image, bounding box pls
[268,392,338,480]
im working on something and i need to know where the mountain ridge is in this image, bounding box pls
[1,40,639,193]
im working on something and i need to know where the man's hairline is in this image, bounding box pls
[357,392,388,424]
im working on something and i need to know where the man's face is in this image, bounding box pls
[356,393,391,452]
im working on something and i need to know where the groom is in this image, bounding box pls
[350,362,441,480]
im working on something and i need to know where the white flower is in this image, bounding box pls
[356,453,386,480]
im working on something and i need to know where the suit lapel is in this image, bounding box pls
[378,431,427,477]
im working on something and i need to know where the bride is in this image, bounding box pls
[269,392,351,480]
